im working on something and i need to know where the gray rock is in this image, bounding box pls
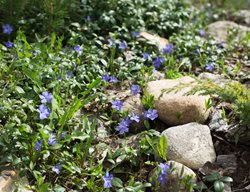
[216,154,237,176]
[225,124,250,145]
[198,72,232,87]
[234,10,250,27]
[206,21,250,46]
[162,123,216,169]
[209,109,229,132]
[147,76,211,126]
[149,161,197,192]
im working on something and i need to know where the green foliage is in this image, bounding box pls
[192,80,250,127]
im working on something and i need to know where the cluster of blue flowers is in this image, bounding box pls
[37,91,52,120]
[158,163,170,185]
[102,74,118,83]
[2,23,14,49]
[107,38,127,50]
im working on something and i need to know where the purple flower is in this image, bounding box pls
[109,76,118,83]
[118,41,127,50]
[143,53,149,60]
[108,39,116,47]
[74,45,81,53]
[5,41,14,48]
[86,15,92,22]
[158,163,170,185]
[162,44,174,55]
[111,99,123,111]
[39,91,53,103]
[102,74,110,82]
[199,29,206,37]
[132,31,140,38]
[116,117,131,134]
[48,134,57,145]
[103,172,113,188]
[52,163,62,174]
[153,57,165,69]
[2,24,13,35]
[205,62,214,71]
[129,112,140,123]
[34,139,43,152]
[143,109,158,120]
[66,70,74,79]
[61,132,66,139]
[37,104,51,120]
[131,84,140,95]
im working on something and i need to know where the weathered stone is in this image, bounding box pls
[209,109,229,132]
[206,21,250,45]
[140,32,168,50]
[198,72,232,86]
[0,170,31,192]
[225,124,250,145]
[122,94,145,133]
[162,123,216,169]
[216,154,237,176]
[149,161,197,192]
[147,76,211,126]
[234,10,250,27]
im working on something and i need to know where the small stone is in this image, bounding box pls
[209,109,229,132]
[162,123,216,169]
[147,76,211,126]
[216,154,237,176]
[206,21,250,46]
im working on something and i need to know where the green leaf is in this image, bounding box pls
[112,177,123,188]
[16,86,25,94]
[214,181,224,192]
[220,176,233,183]
[204,173,220,182]
[157,135,168,161]
[49,144,62,150]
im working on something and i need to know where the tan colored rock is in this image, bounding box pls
[147,76,210,126]
[206,21,250,45]
[149,161,197,192]
[0,170,31,192]
[140,32,168,49]
[162,123,216,169]
[122,94,145,133]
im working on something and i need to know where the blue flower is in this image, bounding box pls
[48,134,57,145]
[111,99,123,111]
[158,163,170,185]
[2,24,13,35]
[143,109,158,120]
[102,74,110,82]
[66,70,74,79]
[108,39,116,47]
[103,172,113,188]
[142,53,149,60]
[52,163,62,174]
[61,131,66,139]
[199,29,206,37]
[34,139,43,152]
[129,112,140,123]
[118,41,127,50]
[162,44,174,55]
[205,62,214,71]
[86,15,92,22]
[37,104,51,120]
[39,92,53,103]
[74,45,81,53]
[117,117,131,134]
[5,41,14,48]
[153,57,165,69]
[131,84,140,95]
[132,31,140,38]
[109,76,118,83]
